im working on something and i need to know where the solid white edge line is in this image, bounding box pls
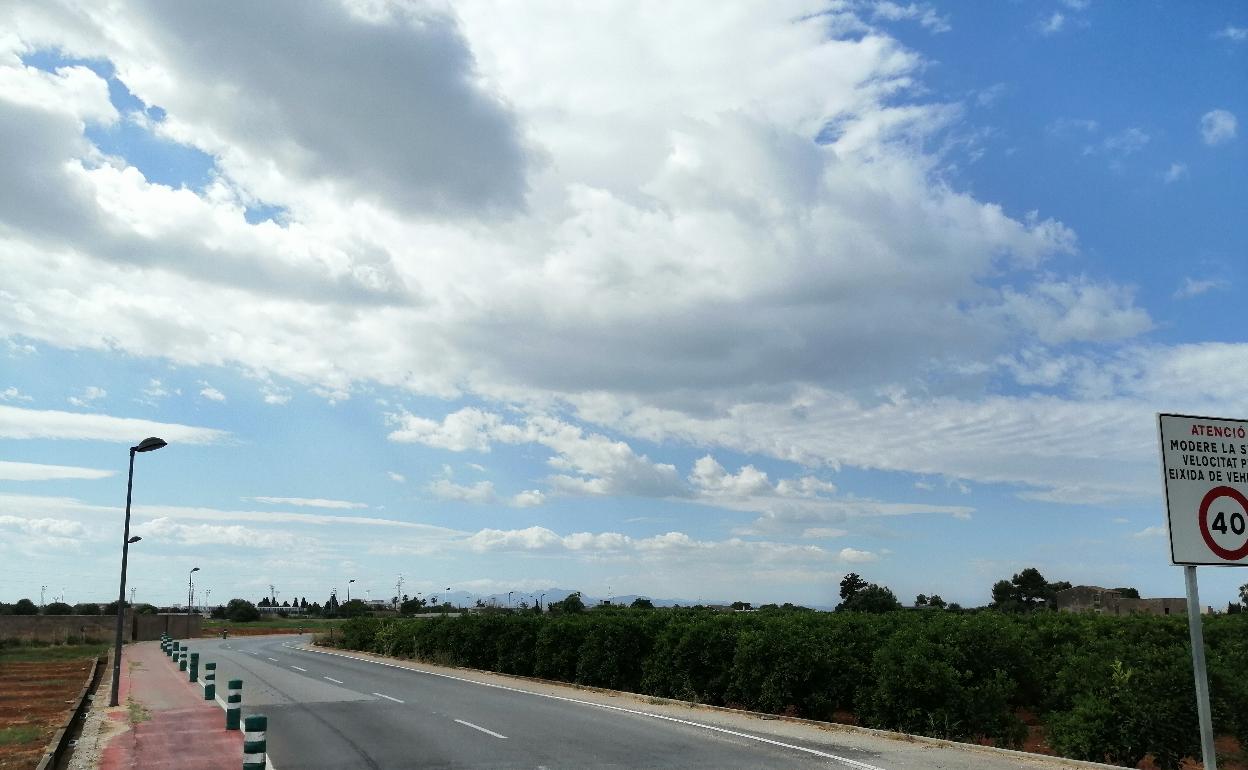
[304,647,882,770]
[290,666,307,672]
[323,676,344,684]
[454,718,508,740]
[372,692,405,703]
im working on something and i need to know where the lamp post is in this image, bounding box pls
[507,591,514,609]
[540,593,547,612]
[347,579,355,603]
[109,436,166,708]
[187,567,200,616]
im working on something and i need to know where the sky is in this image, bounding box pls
[0,1,1245,610]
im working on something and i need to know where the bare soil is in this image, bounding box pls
[0,657,94,770]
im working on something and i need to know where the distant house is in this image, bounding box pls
[1053,586,1204,617]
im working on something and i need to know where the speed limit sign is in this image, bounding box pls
[1159,413,1248,565]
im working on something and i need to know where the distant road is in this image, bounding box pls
[194,635,1112,770]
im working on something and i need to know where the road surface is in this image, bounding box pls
[191,635,1110,770]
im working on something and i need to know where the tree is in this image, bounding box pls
[551,592,585,614]
[927,594,947,609]
[225,599,260,622]
[340,599,369,618]
[840,573,868,601]
[210,605,227,619]
[102,600,130,615]
[72,602,101,615]
[1238,583,1248,607]
[14,598,39,615]
[730,601,752,611]
[135,603,159,615]
[915,594,929,607]
[631,597,654,609]
[1011,567,1050,609]
[839,584,901,613]
[43,601,73,615]
[1111,587,1140,599]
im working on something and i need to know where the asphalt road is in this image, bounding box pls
[190,635,1110,770]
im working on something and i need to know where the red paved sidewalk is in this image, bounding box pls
[100,641,242,770]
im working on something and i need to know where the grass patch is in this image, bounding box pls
[0,643,107,663]
[125,697,150,725]
[0,725,43,746]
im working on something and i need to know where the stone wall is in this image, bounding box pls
[0,612,129,643]
[0,612,200,643]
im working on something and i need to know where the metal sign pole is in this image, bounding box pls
[1184,565,1217,770]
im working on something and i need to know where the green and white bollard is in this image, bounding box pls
[189,652,199,683]
[225,680,242,730]
[242,714,267,769]
[178,645,188,672]
[203,662,216,700]
[172,642,180,664]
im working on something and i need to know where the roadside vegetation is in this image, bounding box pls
[327,600,1248,769]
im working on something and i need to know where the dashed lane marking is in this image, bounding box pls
[455,719,507,739]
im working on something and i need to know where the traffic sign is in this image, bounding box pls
[1159,413,1248,565]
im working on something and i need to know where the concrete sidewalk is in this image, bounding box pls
[98,641,242,770]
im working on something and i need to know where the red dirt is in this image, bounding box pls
[0,657,94,770]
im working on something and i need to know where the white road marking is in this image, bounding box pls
[290,666,307,672]
[323,676,344,684]
[373,692,404,703]
[306,647,883,770]
[455,719,508,739]
[267,657,280,662]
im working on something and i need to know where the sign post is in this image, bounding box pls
[1159,412,1248,770]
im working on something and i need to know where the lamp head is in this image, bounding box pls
[133,437,167,453]
[127,536,142,544]
[190,567,200,573]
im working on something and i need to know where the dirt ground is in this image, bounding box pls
[0,657,94,770]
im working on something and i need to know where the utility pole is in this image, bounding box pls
[395,575,404,610]
[269,584,276,605]
[129,588,136,605]
[40,585,46,607]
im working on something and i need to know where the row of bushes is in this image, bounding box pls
[330,608,1248,768]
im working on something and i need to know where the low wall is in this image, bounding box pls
[0,612,200,642]
[134,613,201,640]
[0,613,127,643]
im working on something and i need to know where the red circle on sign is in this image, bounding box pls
[1198,486,1248,561]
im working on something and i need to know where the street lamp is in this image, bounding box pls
[187,567,200,616]
[347,579,355,603]
[507,591,514,609]
[540,593,547,612]
[109,436,166,707]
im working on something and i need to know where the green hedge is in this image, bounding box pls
[332,609,1248,768]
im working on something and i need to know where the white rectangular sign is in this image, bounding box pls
[1159,413,1248,565]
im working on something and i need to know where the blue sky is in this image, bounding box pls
[0,1,1245,610]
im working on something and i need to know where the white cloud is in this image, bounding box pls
[870,2,951,34]
[1163,162,1188,183]
[198,382,226,402]
[838,547,880,564]
[1102,127,1150,155]
[1133,525,1167,538]
[0,386,32,402]
[0,514,85,538]
[386,471,406,484]
[1039,12,1065,35]
[247,496,368,509]
[1112,517,1129,525]
[1214,26,1247,42]
[0,404,226,443]
[142,379,170,400]
[995,279,1151,345]
[429,478,497,504]
[511,490,546,508]
[0,460,114,481]
[388,408,503,452]
[1174,277,1227,300]
[135,516,302,549]
[801,527,848,539]
[1201,110,1238,146]
[67,385,107,408]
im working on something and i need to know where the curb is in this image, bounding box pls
[33,651,103,770]
[304,643,1125,770]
